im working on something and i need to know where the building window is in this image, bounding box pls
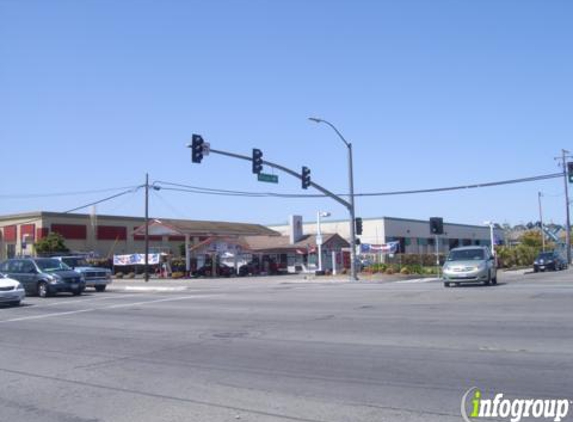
[52,224,87,240]
[97,225,127,241]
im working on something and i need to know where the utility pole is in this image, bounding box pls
[559,150,571,264]
[538,191,545,252]
[144,173,149,282]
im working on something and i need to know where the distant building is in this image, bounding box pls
[268,216,504,255]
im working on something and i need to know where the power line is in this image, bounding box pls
[155,172,563,199]
[0,185,140,199]
[63,187,143,213]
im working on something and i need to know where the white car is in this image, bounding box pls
[0,273,25,306]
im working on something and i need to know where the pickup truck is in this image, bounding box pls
[53,256,112,292]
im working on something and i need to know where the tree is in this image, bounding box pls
[520,230,543,248]
[34,232,69,255]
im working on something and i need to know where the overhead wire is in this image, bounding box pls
[155,172,563,199]
[0,185,141,199]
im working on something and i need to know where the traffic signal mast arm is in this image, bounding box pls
[208,147,351,209]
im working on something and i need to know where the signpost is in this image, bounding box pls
[257,173,278,183]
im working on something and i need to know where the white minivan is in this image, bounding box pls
[442,246,497,287]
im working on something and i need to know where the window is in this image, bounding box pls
[21,261,36,273]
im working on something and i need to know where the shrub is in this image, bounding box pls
[126,272,135,279]
[115,272,124,279]
[400,267,410,275]
[385,267,395,275]
[171,271,185,279]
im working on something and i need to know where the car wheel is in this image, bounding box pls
[9,300,21,306]
[533,268,538,273]
[455,283,461,287]
[37,281,51,298]
[484,273,491,286]
[491,275,498,285]
[95,285,106,292]
[72,289,82,296]
[444,282,450,287]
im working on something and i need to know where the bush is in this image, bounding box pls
[115,272,124,279]
[171,271,185,279]
[385,267,395,275]
[126,272,135,279]
[400,267,410,275]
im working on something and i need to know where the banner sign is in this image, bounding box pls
[113,253,161,266]
[360,241,400,254]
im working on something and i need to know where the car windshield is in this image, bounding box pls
[447,249,485,261]
[34,259,71,272]
[61,257,89,267]
[537,253,554,260]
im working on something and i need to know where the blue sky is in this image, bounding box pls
[1,0,572,228]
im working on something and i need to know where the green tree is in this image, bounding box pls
[34,232,69,255]
[520,230,543,248]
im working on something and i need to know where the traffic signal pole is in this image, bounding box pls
[208,148,351,209]
[561,150,571,264]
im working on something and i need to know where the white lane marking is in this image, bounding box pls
[0,308,96,323]
[121,286,188,292]
[394,278,440,284]
[0,295,213,324]
[25,293,144,308]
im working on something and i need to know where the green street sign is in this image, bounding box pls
[257,173,279,184]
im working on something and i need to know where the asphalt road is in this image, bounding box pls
[1,270,572,422]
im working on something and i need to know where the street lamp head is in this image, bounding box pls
[308,117,322,124]
[319,211,331,218]
[483,221,493,226]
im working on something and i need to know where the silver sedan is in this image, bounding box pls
[0,273,25,306]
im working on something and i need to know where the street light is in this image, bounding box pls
[316,211,331,273]
[308,117,358,281]
[484,221,495,256]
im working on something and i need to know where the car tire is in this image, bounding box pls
[444,282,450,287]
[72,289,82,296]
[95,285,106,292]
[37,281,50,298]
[484,273,491,286]
[491,275,497,285]
[9,300,21,306]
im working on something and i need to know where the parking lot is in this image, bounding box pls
[1,270,572,422]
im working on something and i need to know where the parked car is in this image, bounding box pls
[0,273,26,306]
[0,258,86,297]
[442,246,497,287]
[194,263,234,278]
[52,255,112,292]
[533,251,567,272]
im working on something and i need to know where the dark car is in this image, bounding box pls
[193,263,234,278]
[533,251,567,272]
[0,258,86,297]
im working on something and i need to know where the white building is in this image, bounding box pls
[268,216,504,255]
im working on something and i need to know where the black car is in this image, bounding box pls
[533,251,567,272]
[193,263,234,278]
[0,258,86,297]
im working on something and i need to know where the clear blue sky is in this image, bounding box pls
[1,0,572,228]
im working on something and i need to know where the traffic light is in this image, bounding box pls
[429,217,444,235]
[191,134,204,163]
[252,149,263,174]
[568,162,573,183]
[301,166,311,189]
[355,217,363,235]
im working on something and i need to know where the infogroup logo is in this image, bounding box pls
[461,387,571,422]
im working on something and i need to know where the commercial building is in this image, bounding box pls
[0,211,278,261]
[268,216,504,255]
